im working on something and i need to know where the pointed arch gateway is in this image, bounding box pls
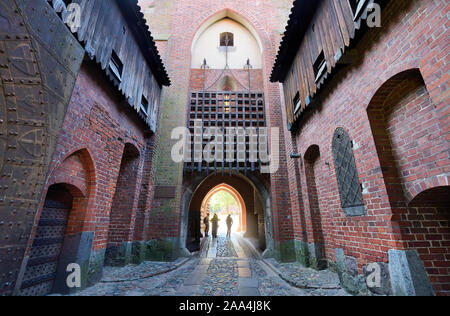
[182,9,273,256]
[184,173,270,254]
[200,183,247,234]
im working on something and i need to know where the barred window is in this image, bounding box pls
[332,128,366,216]
[220,32,234,47]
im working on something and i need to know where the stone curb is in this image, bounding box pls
[100,257,192,283]
[238,237,342,291]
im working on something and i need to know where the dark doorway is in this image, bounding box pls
[106,143,141,266]
[304,145,327,270]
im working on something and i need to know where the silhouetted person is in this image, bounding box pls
[226,214,233,239]
[203,214,210,237]
[211,214,219,239]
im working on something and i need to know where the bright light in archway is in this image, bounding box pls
[205,190,240,234]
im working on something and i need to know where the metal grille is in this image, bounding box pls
[332,128,365,215]
[19,187,72,296]
[185,91,266,175]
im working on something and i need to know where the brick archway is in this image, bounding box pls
[200,183,247,233]
[105,143,142,266]
[303,145,327,269]
[20,147,96,295]
[367,69,448,295]
[405,186,450,296]
[184,173,269,253]
[367,68,445,216]
[44,148,97,233]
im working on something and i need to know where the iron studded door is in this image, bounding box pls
[19,186,72,296]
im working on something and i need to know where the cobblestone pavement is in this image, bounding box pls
[71,234,350,296]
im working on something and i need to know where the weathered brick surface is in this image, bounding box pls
[19,0,447,295]
[282,0,449,295]
[29,62,154,265]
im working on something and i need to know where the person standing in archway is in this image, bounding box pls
[203,213,210,237]
[226,214,233,239]
[211,214,219,239]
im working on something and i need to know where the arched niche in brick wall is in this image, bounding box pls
[191,11,263,69]
[405,186,450,296]
[303,144,327,270]
[367,69,447,295]
[218,75,238,91]
[367,68,443,208]
[105,143,142,267]
[45,148,96,234]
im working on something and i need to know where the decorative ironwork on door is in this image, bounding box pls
[19,186,72,296]
[332,128,366,216]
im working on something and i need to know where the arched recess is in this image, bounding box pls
[190,9,263,58]
[183,173,270,254]
[405,186,450,296]
[304,145,327,270]
[46,148,97,232]
[106,143,141,266]
[367,69,444,209]
[191,17,262,70]
[367,69,447,295]
[20,147,97,295]
[19,184,85,296]
[200,183,247,234]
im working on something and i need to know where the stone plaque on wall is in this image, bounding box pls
[154,186,177,199]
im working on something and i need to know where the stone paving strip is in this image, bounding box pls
[69,234,351,296]
[216,236,238,258]
[264,258,342,290]
[101,257,191,282]
[71,259,199,296]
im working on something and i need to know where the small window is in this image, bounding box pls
[109,50,123,82]
[313,51,327,83]
[140,95,149,116]
[220,32,234,47]
[349,0,369,19]
[293,92,301,115]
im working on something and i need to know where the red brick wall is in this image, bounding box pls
[282,0,449,294]
[134,138,156,242]
[304,145,326,248]
[403,187,450,295]
[190,69,264,91]
[31,61,152,255]
[108,144,142,245]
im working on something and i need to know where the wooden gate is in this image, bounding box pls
[19,186,72,296]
